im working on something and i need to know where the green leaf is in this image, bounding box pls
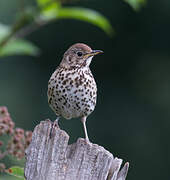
[57,7,114,36]
[0,39,40,57]
[124,0,146,11]
[0,23,40,57]
[36,0,113,36]
[6,166,25,179]
[37,0,60,19]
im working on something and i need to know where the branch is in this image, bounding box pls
[15,20,48,38]
[24,120,129,180]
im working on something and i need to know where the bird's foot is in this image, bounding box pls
[85,139,90,144]
[49,117,60,138]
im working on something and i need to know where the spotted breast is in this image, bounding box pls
[48,66,97,119]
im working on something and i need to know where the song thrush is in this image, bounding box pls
[48,43,103,142]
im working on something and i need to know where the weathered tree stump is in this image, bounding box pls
[24,120,129,180]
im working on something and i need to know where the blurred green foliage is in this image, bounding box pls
[0,0,114,57]
[37,0,114,35]
[0,24,40,56]
[0,0,145,58]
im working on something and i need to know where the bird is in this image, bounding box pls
[47,43,103,142]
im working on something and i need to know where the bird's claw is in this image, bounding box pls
[49,119,59,138]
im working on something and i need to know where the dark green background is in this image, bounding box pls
[0,0,170,179]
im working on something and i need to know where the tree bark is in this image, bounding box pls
[24,120,129,180]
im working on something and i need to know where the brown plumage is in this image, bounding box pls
[48,43,103,141]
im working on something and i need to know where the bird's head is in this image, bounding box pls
[60,43,103,69]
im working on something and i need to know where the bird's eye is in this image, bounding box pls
[77,51,83,57]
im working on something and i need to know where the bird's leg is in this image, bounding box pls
[50,116,60,138]
[81,116,89,142]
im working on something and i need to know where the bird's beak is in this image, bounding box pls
[84,50,103,58]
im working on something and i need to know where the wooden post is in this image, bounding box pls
[24,120,129,180]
